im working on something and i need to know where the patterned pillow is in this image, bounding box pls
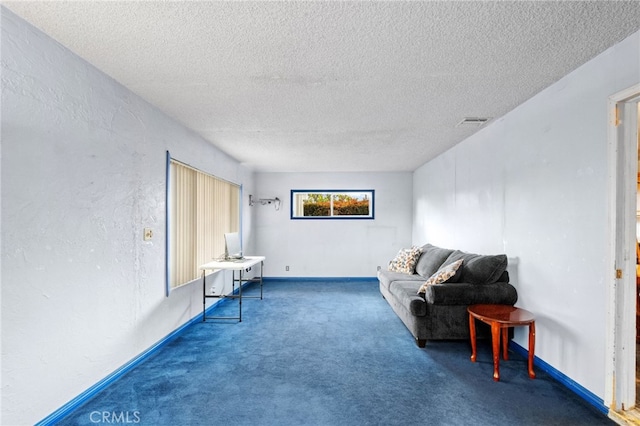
[388,246,423,274]
[417,259,464,294]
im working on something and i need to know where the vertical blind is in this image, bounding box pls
[169,159,239,289]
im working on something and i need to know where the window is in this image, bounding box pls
[290,190,374,219]
[166,155,240,293]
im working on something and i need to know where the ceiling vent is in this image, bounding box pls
[456,117,491,127]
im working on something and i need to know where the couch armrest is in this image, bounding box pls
[424,282,518,306]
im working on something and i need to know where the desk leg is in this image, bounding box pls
[238,269,242,323]
[491,321,501,381]
[528,321,536,379]
[260,261,264,300]
[469,313,477,362]
[202,270,206,322]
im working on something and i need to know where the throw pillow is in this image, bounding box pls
[388,246,423,274]
[417,259,464,294]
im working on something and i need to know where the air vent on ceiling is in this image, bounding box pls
[456,117,491,127]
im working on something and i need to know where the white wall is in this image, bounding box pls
[413,31,640,399]
[0,9,254,424]
[253,172,412,277]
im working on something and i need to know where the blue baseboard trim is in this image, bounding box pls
[509,342,608,415]
[35,282,251,426]
[263,276,378,282]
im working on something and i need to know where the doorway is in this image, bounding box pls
[606,85,640,419]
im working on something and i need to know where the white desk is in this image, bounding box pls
[199,256,265,322]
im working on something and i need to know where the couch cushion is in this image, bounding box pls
[425,282,518,305]
[495,270,510,283]
[415,244,455,278]
[377,269,425,292]
[389,281,427,316]
[388,246,423,274]
[417,259,463,294]
[443,250,508,284]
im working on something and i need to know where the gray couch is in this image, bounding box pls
[378,244,518,347]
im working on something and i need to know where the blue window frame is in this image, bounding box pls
[290,190,375,220]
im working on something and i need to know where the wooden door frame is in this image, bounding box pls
[606,84,640,412]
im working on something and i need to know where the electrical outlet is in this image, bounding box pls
[286,265,290,271]
[143,228,153,241]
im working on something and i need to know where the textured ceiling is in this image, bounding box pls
[3,1,640,172]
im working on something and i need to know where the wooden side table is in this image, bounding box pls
[467,304,536,382]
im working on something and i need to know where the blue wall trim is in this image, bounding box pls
[35,284,245,426]
[264,276,378,282]
[509,342,608,415]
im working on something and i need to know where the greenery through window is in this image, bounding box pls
[291,190,374,219]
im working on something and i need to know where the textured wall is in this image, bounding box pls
[413,31,640,400]
[0,9,253,424]
[253,172,412,277]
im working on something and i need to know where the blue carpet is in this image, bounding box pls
[57,279,612,425]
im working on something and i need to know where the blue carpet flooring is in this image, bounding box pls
[57,279,613,425]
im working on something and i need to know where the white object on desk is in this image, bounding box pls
[223,232,243,259]
[199,256,265,322]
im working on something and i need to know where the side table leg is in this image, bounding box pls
[528,321,536,379]
[502,328,509,360]
[491,321,501,381]
[469,313,477,362]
